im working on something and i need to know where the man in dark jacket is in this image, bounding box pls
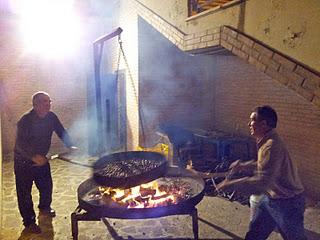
[14,91,76,234]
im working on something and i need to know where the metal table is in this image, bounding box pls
[190,128,251,161]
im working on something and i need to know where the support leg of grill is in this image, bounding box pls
[71,206,101,240]
[71,207,80,240]
[71,205,200,239]
[191,208,199,240]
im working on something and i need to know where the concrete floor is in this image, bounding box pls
[1,156,320,240]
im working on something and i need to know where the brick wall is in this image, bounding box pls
[130,1,320,109]
[116,0,140,150]
[119,0,320,198]
[0,16,96,155]
[209,55,320,197]
[217,26,320,197]
[220,26,320,108]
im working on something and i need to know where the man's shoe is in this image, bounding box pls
[23,223,41,234]
[39,208,56,217]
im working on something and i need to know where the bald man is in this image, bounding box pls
[14,91,76,233]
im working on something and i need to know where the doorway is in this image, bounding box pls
[87,71,126,156]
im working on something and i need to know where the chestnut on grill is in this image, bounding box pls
[92,151,168,188]
[72,151,205,240]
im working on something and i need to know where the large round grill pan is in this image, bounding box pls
[79,167,205,219]
[92,151,167,189]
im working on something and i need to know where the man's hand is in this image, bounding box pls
[227,159,243,178]
[215,179,233,192]
[32,154,48,167]
[229,159,241,170]
[229,159,252,176]
[229,159,257,178]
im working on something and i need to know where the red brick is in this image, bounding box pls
[295,65,320,79]
[201,35,214,42]
[221,39,233,51]
[184,33,194,41]
[249,56,267,72]
[312,95,320,107]
[213,32,220,40]
[265,67,290,85]
[185,37,201,45]
[173,31,184,41]
[287,84,314,101]
[242,45,260,59]
[223,26,238,38]
[184,45,194,51]
[206,39,220,47]
[227,36,242,49]
[220,32,228,41]
[195,42,207,49]
[289,75,304,87]
[259,55,280,71]
[314,88,320,97]
[194,30,208,38]
[279,67,304,86]
[273,53,296,71]
[232,47,249,61]
[253,43,274,58]
[302,76,320,92]
[237,34,254,47]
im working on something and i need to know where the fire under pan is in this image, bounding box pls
[71,167,205,239]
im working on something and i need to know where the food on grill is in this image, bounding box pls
[140,186,156,197]
[84,176,197,209]
[92,151,167,189]
[94,158,163,178]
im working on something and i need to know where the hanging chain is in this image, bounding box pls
[115,35,123,148]
[118,35,146,146]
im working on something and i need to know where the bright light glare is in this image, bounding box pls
[17,0,81,59]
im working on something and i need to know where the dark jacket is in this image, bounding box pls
[14,109,73,166]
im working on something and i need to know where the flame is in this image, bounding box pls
[98,179,183,209]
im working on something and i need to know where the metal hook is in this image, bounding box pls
[118,34,122,44]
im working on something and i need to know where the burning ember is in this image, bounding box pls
[85,177,195,209]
